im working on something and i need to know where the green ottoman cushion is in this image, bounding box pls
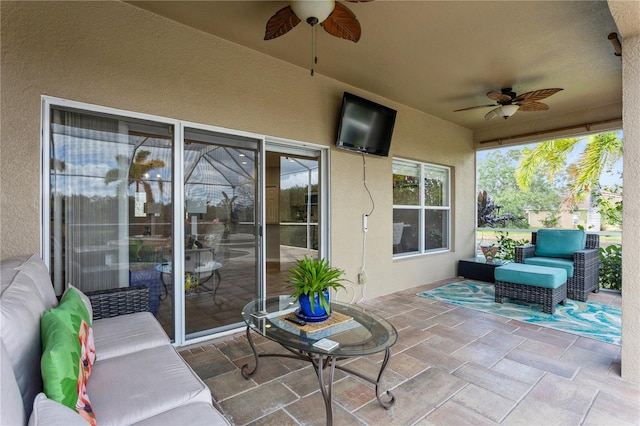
[495,263,567,288]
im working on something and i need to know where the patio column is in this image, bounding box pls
[609,0,640,384]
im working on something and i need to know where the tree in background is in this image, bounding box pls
[477,190,523,228]
[596,172,623,291]
[595,177,623,230]
[515,132,623,226]
[539,210,561,228]
[477,149,564,226]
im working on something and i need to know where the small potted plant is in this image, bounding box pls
[478,232,499,263]
[480,244,499,263]
[480,246,498,263]
[287,256,347,321]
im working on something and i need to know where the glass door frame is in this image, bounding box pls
[178,121,265,345]
[40,96,329,346]
[264,137,330,267]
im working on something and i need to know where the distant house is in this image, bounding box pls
[527,189,621,231]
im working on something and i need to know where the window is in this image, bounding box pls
[393,159,451,256]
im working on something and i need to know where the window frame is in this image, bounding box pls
[392,158,451,258]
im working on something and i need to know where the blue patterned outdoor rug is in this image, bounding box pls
[418,281,621,345]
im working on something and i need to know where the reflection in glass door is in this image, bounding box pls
[182,128,260,339]
[265,148,322,296]
[45,99,331,344]
[47,105,176,339]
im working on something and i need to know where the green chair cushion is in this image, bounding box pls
[534,229,586,259]
[524,257,575,277]
[495,263,567,289]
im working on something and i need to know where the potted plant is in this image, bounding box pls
[478,231,498,263]
[480,244,499,263]
[287,256,347,321]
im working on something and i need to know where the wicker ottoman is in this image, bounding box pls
[494,263,567,314]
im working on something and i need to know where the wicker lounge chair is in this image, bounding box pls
[515,230,599,302]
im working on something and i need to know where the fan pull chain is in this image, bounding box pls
[311,24,317,76]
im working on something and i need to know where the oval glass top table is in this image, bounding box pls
[241,296,398,426]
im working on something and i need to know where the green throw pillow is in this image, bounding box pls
[66,285,93,324]
[41,289,96,425]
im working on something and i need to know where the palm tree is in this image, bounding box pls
[515,132,622,229]
[105,150,165,203]
[515,138,578,193]
[516,132,622,199]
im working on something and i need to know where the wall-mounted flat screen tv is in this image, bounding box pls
[335,92,397,157]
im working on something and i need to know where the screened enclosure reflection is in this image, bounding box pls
[48,107,261,340]
[177,128,259,338]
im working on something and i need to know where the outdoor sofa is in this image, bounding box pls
[1,254,230,425]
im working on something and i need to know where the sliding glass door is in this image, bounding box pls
[48,106,177,337]
[181,128,260,338]
[44,99,330,344]
[46,100,262,343]
[265,143,326,296]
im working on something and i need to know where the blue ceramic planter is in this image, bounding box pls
[298,290,330,322]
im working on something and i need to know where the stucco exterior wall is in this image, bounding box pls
[0,1,474,300]
[620,33,640,384]
[608,0,640,385]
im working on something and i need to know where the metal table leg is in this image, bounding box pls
[311,354,337,426]
[334,347,395,408]
[241,326,395,425]
[240,326,260,378]
[240,326,309,379]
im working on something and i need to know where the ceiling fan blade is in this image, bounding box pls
[484,109,499,121]
[321,2,361,42]
[486,91,512,102]
[264,5,301,40]
[453,104,497,112]
[512,88,563,102]
[516,101,550,111]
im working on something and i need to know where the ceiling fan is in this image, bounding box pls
[264,0,367,42]
[454,87,563,121]
[264,0,369,75]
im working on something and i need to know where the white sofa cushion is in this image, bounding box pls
[1,341,26,426]
[17,254,59,310]
[132,402,230,426]
[87,345,212,426]
[92,312,170,360]
[1,265,56,416]
[27,393,88,426]
[1,254,32,290]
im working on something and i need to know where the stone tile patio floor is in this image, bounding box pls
[180,278,640,425]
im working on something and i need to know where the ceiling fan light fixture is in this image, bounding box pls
[498,104,519,119]
[291,0,336,25]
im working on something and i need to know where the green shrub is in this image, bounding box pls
[599,244,622,291]
[495,231,529,261]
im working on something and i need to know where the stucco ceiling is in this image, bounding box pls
[127,1,622,134]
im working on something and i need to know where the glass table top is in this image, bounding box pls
[241,296,398,357]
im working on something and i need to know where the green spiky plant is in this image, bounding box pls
[287,256,346,314]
